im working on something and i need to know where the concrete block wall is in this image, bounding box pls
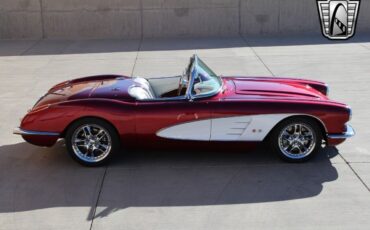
[42,0,141,39]
[1,0,369,39]
[0,0,42,39]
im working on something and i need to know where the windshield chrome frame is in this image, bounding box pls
[185,55,223,100]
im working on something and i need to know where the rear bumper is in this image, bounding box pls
[13,127,60,136]
[13,128,59,147]
[327,124,355,139]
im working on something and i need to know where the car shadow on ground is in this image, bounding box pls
[0,141,339,220]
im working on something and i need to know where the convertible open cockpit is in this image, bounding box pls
[128,55,223,100]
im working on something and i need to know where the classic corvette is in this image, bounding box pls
[14,55,354,166]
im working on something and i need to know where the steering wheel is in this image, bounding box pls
[177,72,188,96]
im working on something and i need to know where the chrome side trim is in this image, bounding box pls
[137,95,188,102]
[13,127,60,136]
[327,124,355,139]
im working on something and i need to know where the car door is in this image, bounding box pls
[135,98,211,141]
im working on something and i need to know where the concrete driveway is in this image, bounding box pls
[1,36,370,229]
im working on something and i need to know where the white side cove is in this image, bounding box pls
[156,114,299,141]
[157,119,211,141]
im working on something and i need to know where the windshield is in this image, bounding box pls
[188,55,222,97]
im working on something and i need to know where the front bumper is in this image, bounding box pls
[13,127,59,136]
[327,124,355,139]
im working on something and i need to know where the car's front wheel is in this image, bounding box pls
[269,117,322,162]
[65,118,120,166]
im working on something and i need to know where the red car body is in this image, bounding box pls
[15,73,352,149]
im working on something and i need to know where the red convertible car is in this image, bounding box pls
[14,55,354,166]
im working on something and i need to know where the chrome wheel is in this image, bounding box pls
[71,124,112,163]
[278,123,316,159]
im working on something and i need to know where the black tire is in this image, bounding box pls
[269,117,322,163]
[65,118,120,166]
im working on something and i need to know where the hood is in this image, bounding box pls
[231,78,327,100]
[33,75,134,109]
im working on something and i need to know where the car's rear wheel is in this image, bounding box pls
[65,118,120,166]
[269,117,322,162]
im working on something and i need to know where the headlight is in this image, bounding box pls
[347,106,352,121]
[325,83,329,96]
